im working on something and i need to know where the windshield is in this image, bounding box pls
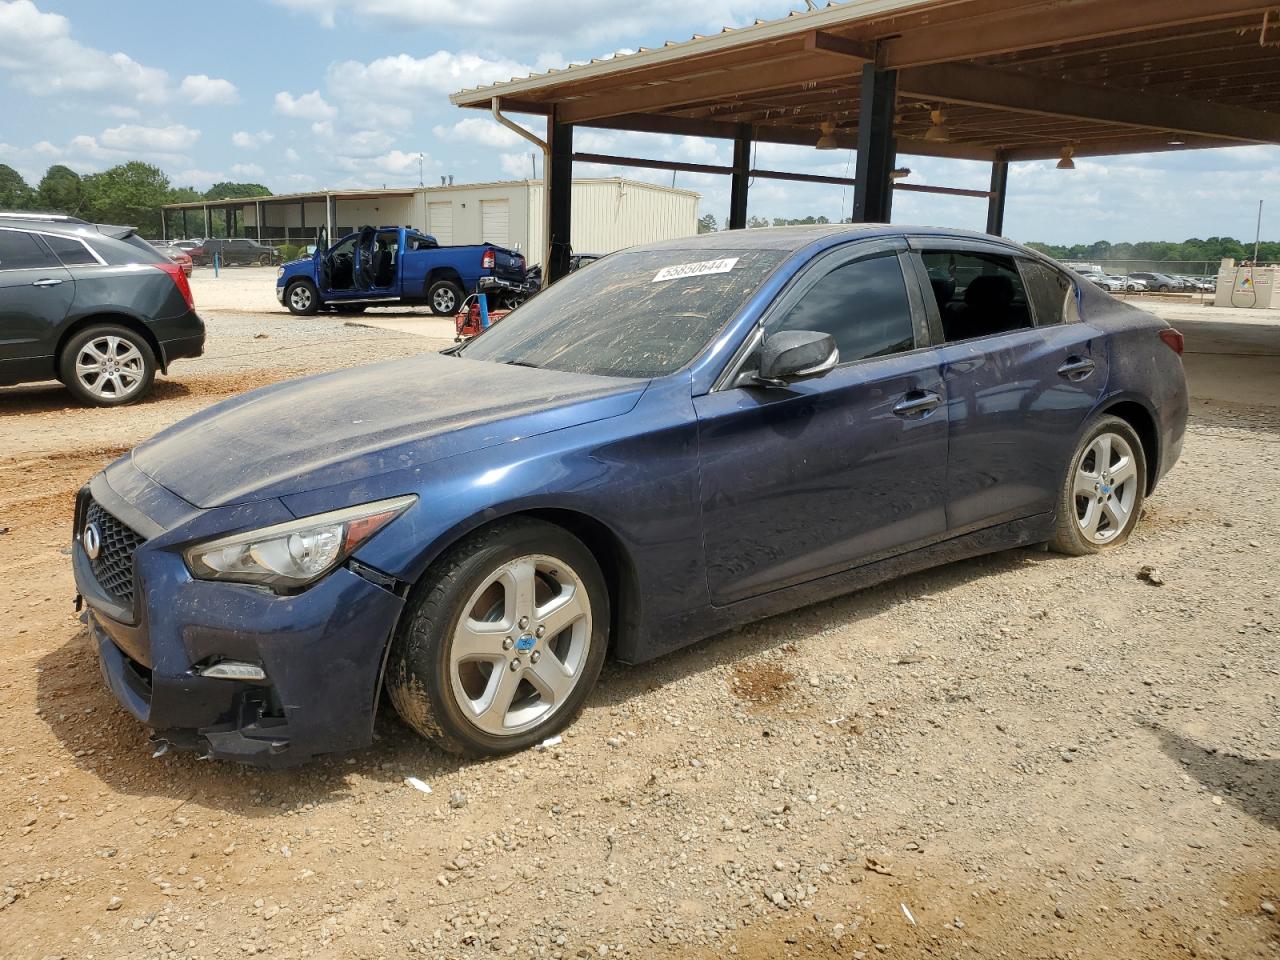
[460,247,786,378]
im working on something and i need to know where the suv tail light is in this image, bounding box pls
[153,261,195,311]
[482,249,496,270]
[1158,328,1184,355]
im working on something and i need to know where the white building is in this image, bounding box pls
[163,178,700,267]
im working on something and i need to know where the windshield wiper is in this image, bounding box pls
[503,359,541,369]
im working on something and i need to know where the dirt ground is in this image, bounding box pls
[0,272,1276,960]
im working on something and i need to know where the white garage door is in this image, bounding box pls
[428,202,453,246]
[481,199,510,247]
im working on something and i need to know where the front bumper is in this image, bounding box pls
[73,466,406,766]
[275,284,286,305]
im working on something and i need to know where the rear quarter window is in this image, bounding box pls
[94,233,167,265]
[1020,259,1077,326]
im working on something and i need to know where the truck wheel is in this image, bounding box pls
[428,280,464,316]
[257,254,273,266]
[286,280,320,315]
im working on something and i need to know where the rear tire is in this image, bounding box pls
[386,519,609,757]
[1049,415,1147,556]
[60,324,156,407]
[427,280,464,316]
[286,280,319,315]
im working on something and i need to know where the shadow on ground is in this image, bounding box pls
[1152,725,1280,831]
[0,379,192,417]
[35,544,1051,817]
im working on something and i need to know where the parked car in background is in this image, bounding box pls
[154,243,194,277]
[188,237,282,267]
[0,211,204,405]
[1078,271,1122,292]
[1111,275,1146,292]
[75,224,1187,765]
[1127,271,1179,292]
[277,225,532,316]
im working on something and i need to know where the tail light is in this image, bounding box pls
[482,249,495,270]
[1158,328,1184,355]
[153,261,195,311]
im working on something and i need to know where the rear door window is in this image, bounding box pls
[43,233,100,266]
[768,252,917,364]
[0,229,60,270]
[1020,259,1075,326]
[921,249,1033,342]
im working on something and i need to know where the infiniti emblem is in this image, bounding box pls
[82,522,102,561]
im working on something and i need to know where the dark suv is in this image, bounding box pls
[188,237,281,267]
[0,213,205,406]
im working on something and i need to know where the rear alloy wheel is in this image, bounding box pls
[1050,415,1147,555]
[387,519,608,756]
[428,279,464,316]
[286,280,319,315]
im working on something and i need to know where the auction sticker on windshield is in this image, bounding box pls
[652,257,740,283]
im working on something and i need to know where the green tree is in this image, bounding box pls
[697,213,719,234]
[746,215,770,229]
[81,161,171,236]
[204,181,272,200]
[0,164,35,209]
[35,164,83,214]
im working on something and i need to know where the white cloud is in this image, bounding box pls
[310,120,334,138]
[434,117,540,150]
[284,147,300,163]
[230,162,265,178]
[327,51,551,100]
[179,74,239,105]
[99,123,201,153]
[172,168,225,189]
[0,1,234,105]
[275,89,335,120]
[231,130,275,150]
[499,152,537,179]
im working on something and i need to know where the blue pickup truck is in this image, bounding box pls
[276,225,531,316]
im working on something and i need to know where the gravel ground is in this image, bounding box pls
[0,281,1276,959]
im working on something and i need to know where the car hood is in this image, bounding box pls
[131,354,647,508]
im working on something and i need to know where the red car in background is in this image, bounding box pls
[155,243,194,277]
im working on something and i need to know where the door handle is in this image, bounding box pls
[31,278,64,287]
[893,390,942,419]
[1057,356,1096,381]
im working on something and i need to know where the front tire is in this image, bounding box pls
[1049,415,1147,555]
[60,325,156,406]
[427,279,464,316]
[387,519,609,757]
[286,280,319,315]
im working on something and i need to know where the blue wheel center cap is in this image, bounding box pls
[514,634,536,653]
[1101,484,1112,494]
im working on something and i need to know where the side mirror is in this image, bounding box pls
[755,330,839,386]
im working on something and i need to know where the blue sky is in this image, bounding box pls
[1,0,1277,245]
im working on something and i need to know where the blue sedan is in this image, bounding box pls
[73,225,1188,764]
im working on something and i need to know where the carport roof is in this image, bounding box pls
[450,0,1280,161]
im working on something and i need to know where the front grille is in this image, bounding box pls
[85,501,145,608]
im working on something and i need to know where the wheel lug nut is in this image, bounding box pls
[530,651,541,664]
[535,625,545,638]
[502,637,513,650]
[509,659,520,672]
[518,616,529,629]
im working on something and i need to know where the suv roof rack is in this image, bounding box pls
[0,211,90,223]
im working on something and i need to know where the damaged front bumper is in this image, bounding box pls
[73,466,406,767]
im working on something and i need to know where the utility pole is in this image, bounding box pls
[1253,199,1263,265]
[418,153,425,188]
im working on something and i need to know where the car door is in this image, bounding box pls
[694,240,949,606]
[0,228,74,383]
[907,240,1108,533]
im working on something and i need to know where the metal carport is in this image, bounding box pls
[451,0,1280,282]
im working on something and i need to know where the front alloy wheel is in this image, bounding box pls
[387,519,608,756]
[59,325,156,406]
[286,281,319,315]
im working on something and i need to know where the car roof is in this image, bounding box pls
[635,223,1030,255]
[0,214,138,241]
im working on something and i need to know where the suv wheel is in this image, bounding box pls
[258,254,273,267]
[60,325,156,407]
[386,519,609,756]
[428,279,464,316]
[286,280,320,315]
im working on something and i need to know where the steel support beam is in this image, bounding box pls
[729,126,751,230]
[986,159,1009,236]
[203,205,210,238]
[852,64,896,224]
[181,208,188,238]
[546,110,574,285]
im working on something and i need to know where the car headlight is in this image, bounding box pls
[184,495,416,590]
[276,267,285,279]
